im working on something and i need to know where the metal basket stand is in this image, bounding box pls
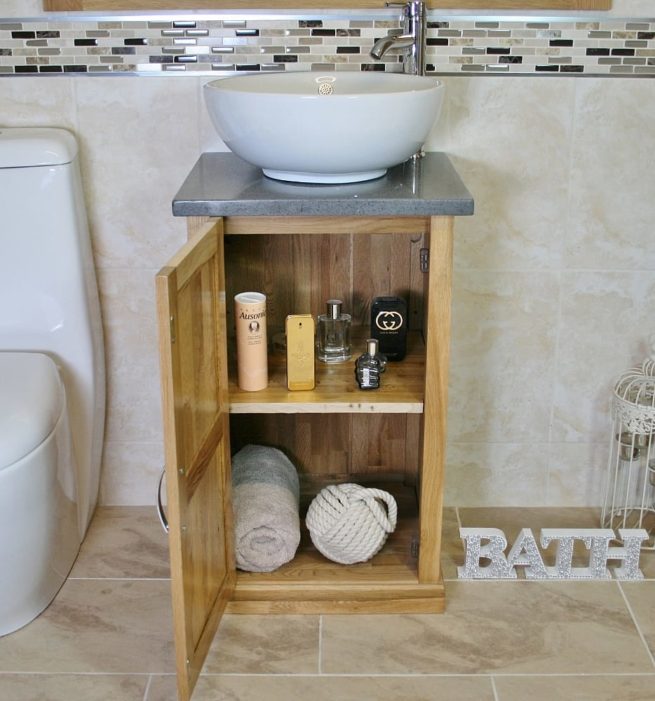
[601,350,655,550]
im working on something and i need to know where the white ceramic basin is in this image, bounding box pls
[203,72,444,184]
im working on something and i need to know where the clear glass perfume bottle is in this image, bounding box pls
[355,338,386,390]
[317,299,351,363]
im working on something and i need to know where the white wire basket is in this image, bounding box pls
[601,351,655,550]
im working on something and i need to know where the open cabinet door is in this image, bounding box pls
[156,219,235,701]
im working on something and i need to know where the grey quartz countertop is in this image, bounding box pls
[172,152,474,218]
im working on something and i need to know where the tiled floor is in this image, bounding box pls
[0,506,654,701]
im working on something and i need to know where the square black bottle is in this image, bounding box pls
[371,296,407,361]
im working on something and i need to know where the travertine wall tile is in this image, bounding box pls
[446,442,549,506]
[552,272,655,443]
[75,77,198,269]
[438,76,575,272]
[96,268,162,445]
[449,271,559,443]
[566,78,655,271]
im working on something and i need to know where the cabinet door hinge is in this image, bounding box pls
[169,315,176,344]
[410,535,420,559]
[420,248,429,273]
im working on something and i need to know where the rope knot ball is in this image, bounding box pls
[305,483,398,565]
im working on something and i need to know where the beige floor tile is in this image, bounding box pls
[0,580,175,673]
[0,673,148,700]
[321,580,653,675]
[71,506,169,579]
[621,582,655,660]
[147,673,495,701]
[494,674,655,701]
[202,615,320,674]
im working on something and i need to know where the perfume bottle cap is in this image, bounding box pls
[367,338,379,356]
[327,299,342,320]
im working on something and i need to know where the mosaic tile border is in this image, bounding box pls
[0,12,653,77]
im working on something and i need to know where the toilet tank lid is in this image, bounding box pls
[0,352,65,471]
[0,128,78,169]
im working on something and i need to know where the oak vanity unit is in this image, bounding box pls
[157,153,473,700]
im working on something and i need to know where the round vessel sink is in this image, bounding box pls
[203,72,444,184]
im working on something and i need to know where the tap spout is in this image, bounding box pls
[370,32,415,61]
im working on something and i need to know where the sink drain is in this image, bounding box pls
[316,76,336,96]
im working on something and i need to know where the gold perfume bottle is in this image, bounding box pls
[286,314,315,391]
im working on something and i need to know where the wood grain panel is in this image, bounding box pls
[417,216,453,585]
[224,217,429,237]
[45,1,611,12]
[350,415,410,475]
[352,234,416,328]
[156,219,234,701]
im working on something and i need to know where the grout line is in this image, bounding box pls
[3,671,655,679]
[617,580,655,670]
[67,577,171,581]
[0,672,157,677]
[543,76,577,507]
[142,674,153,701]
[491,675,500,701]
[196,672,655,678]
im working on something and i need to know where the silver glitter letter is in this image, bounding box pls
[458,528,516,579]
[506,528,549,579]
[587,530,619,580]
[608,529,648,580]
[541,529,594,579]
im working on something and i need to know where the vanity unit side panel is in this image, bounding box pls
[417,216,454,585]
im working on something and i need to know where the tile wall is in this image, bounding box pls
[0,12,654,76]
[0,1,653,509]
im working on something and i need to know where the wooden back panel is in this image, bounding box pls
[224,231,427,337]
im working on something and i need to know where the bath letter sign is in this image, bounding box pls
[458,527,648,581]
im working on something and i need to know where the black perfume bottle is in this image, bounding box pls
[371,296,407,361]
[355,338,386,390]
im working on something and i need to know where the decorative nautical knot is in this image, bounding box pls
[305,483,398,565]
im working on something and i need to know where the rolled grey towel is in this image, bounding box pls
[232,445,301,572]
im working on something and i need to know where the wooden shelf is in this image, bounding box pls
[229,329,426,414]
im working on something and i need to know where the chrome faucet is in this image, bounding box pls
[370,1,427,76]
